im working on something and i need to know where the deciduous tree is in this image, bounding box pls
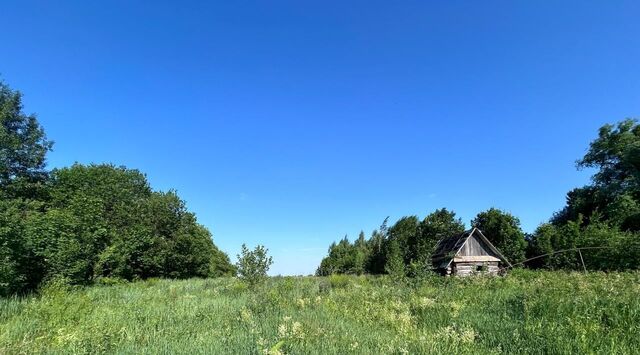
[472,208,527,264]
[236,244,273,287]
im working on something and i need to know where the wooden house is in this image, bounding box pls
[431,228,511,276]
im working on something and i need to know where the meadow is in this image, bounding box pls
[1,271,639,354]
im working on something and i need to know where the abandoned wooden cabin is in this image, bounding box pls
[432,228,511,276]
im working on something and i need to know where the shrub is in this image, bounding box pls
[39,276,74,298]
[236,244,273,287]
[328,274,350,289]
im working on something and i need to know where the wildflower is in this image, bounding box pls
[240,308,252,322]
[417,297,436,308]
[436,326,456,340]
[291,321,304,339]
[278,323,288,338]
[460,327,477,343]
[449,301,463,317]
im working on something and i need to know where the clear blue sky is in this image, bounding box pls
[2,1,639,275]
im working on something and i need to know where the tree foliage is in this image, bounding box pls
[384,238,405,281]
[416,209,465,263]
[528,119,640,270]
[0,81,53,199]
[388,216,419,265]
[317,119,640,275]
[317,210,467,276]
[472,208,527,264]
[553,119,640,231]
[0,81,233,296]
[236,244,273,287]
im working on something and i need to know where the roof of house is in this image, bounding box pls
[432,228,512,269]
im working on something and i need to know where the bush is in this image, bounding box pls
[328,274,350,289]
[236,244,273,287]
[39,276,75,298]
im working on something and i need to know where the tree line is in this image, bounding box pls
[0,81,235,296]
[318,119,640,276]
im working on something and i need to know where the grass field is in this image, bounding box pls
[1,270,639,354]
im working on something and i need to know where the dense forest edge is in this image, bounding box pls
[0,80,236,297]
[317,120,640,277]
[2,79,640,298]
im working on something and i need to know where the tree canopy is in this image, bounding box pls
[0,81,53,199]
[318,120,640,275]
[0,81,234,297]
[471,208,527,264]
[529,119,640,270]
[317,209,470,277]
[553,119,640,231]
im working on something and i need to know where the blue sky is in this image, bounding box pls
[2,1,639,275]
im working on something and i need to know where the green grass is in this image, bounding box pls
[1,270,639,354]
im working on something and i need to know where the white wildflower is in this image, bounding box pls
[278,323,288,338]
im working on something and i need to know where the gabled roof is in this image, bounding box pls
[432,228,512,268]
[432,230,471,259]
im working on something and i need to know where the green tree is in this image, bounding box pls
[0,81,235,295]
[536,119,640,271]
[0,199,44,296]
[236,244,273,287]
[576,221,639,271]
[578,119,640,192]
[388,216,419,264]
[209,245,237,277]
[530,218,640,271]
[366,217,389,274]
[316,236,362,275]
[44,164,153,283]
[414,208,465,265]
[384,238,405,281]
[28,164,232,284]
[526,224,556,269]
[0,81,53,295]
[143,192,217,279]
[527,222,580,269]
[316,243,337,276]
[472,208,527,264]
[26,208,95,284]
[317,213,465,276]
[0,81,53,199]
[554,119,640,231]
[352,231,369,275]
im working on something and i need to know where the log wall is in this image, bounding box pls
[452,261,500,276]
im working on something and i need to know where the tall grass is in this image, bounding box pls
[1,271,638,354]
